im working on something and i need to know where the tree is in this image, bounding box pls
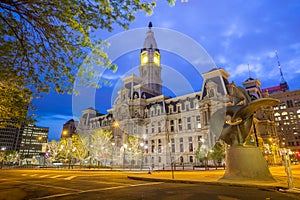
[89,129,113,166]
[195,145,206,165]
[0,0,175,126]
[4,150,19,164]
[210,142,225,168]
[0,151,5,168]
[0,80,33,128]
[127,134,143,167]
[46,140,60,164]
[70,134,88,165]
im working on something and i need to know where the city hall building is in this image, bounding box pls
[76,23,280,168]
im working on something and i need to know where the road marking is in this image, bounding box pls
[30,174,38,177]
[64,176,76,180]
[30,182,163,199]
[21,174,27,176]
[14,180,82,192]
[39,175,50,178]
[50,175,63,178]
[88,180,131,186]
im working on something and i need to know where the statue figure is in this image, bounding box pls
[211,83,279,146]
[210,82,280,182]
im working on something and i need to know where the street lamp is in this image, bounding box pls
[200,138,209,170]
[113,120,128,167]
[111,142,115,168]
[139,142,148,170]
[0,147,6,169]
[122,143,127,168]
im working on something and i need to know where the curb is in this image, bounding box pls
[127,175,286,190]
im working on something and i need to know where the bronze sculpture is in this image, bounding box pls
[211,83,279,146]
[210,83,280,181]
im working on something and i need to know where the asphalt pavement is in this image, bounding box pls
[127,165,300,194]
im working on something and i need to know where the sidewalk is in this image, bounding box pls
[127,165,300,193]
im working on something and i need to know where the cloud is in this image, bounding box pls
[287,58,300,74]
[158,20,175,29]
[217,55,227,64]
[35,114,75,141]
[42,114,74,121]
[222,23,244,38]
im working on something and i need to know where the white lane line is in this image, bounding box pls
[30,182,164,200]
[50,175,63,179]
[30,174,38,177]
[89,181,131,186]
[63,176,76,180]
[14,180,82,192]
[39,175,49,178]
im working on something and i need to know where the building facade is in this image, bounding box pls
[0,124,23,152]
[77,23,281,168]
[19,124,49,163]
[61,119,78,138]
[242,78,281,164]
[270,90,300,154]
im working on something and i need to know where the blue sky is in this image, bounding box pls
[33,0,300,141]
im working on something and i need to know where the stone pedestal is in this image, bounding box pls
[220,146,275,182]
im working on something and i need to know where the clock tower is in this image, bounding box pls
[139,22,162,96]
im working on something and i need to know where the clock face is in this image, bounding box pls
[142,55,148,64]
[153,56,159,65]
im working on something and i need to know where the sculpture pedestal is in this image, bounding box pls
[220,146,275,182]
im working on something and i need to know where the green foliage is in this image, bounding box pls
[195,145,206,163]
[0,0,174,126]
[4,150,19,163]
[127,134,143,154]
[0,80,33,128]
[70,134,88,162]
[46,140,60,163]
[210,142,225,165]
[89,129,113,162]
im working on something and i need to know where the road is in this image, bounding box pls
[0,169,299,200]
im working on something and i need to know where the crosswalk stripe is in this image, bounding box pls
[30,174,38,177]
[39,175,50,178]
[64,176,76,180]
[50,175,63,179]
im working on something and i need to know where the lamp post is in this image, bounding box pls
[122,144,127,168]
[37,136,46,166]
[111,142,115,168]
[113,121,128,167]
[140,142,148,170]
[0,147,6,169]
[200,138,209,170]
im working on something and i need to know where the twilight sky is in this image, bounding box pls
[32,0,300,141]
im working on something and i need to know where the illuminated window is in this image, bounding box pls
[196,116,201,129]
[141,53,148,64]
[179,138,184,152]
[178,118,182,131]
[153,56,159,65]
[188,137,193,152]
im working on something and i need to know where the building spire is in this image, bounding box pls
[275,50,289,92]
[143,22,158,50]
[275,50,286,84]
[247,64,251,79]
